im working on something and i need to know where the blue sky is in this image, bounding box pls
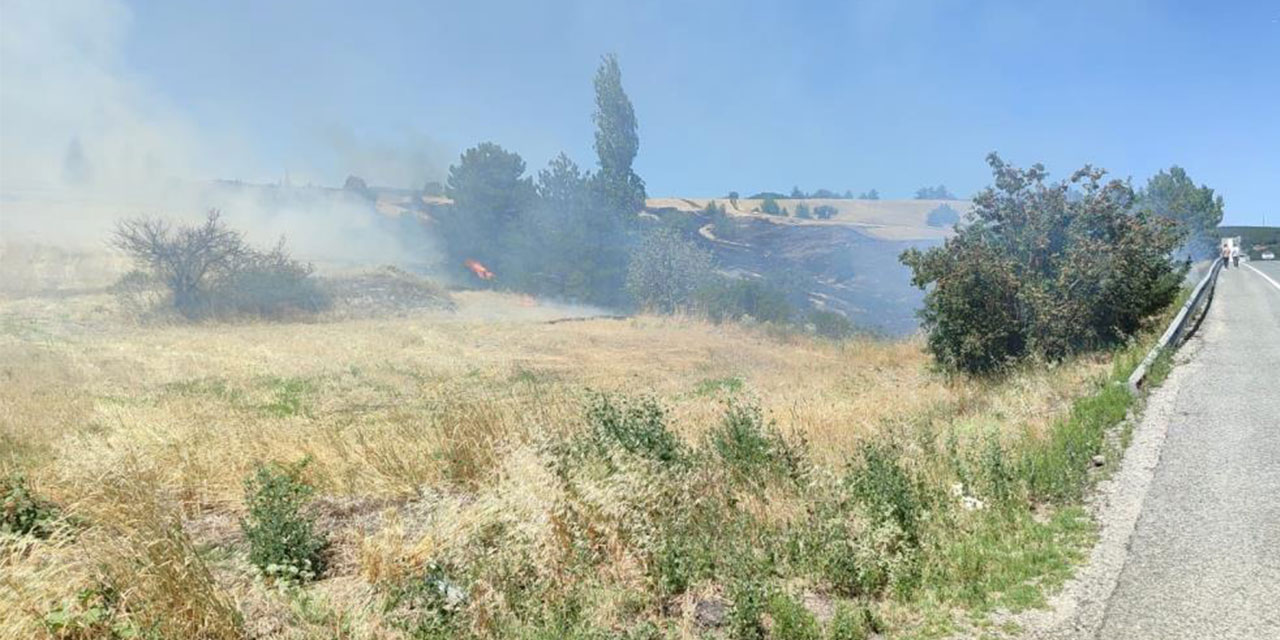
[6,1,1278,224]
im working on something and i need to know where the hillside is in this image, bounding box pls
[646,197,967,334]
[647,196,967,241]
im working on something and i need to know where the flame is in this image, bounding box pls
[464,259,495,280]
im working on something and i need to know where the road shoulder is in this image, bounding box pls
[1008,333,1205,639]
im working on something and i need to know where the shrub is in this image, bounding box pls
[727,581,767,640]
[813,205,838,220]
[707,401,804,487]
[626,226,714,313]
[926,204,960,227]
[808,309,855,339]
[112,210,329,321]
[901,154,1186,374]
[694,277,793,325]
[585,393,685,466]
[2,473,56,537]
[210,241,330,318]
[848,443,927,546]
[760,196,784,216]
[766,591,820,640]
[794,203,812,219]
[826,604,875,640]
[240,459,328,584]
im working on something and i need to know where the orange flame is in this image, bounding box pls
[464,259,495,280]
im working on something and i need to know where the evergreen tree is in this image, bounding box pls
[592,54,646,220]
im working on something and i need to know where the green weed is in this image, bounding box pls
[240,459,328,584]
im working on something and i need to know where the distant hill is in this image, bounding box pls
[645,197,969,241]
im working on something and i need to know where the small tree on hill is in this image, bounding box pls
[760,196,783,216]
[343,175,374,200]
[794,203,812,219]
[814,205,838,220]
[926,204,960,227]
[915,185,956,200]
[858,189,880,200]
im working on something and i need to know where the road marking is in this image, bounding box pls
[1244,263,1280,292]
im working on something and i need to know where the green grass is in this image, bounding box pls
[258,376,315,418]
[691,375,745,397]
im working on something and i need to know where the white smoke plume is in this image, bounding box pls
[0,0,438,271]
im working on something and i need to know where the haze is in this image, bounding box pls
[3,0,1277,224]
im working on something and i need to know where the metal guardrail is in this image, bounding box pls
[1127,257,1223,395]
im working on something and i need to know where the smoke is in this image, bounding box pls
[320,126,450,190]
[0,0,198,192]
[0,0,439,271]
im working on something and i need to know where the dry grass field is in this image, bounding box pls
[0,246,1148,639]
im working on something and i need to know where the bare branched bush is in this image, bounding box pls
[112,210,329,320]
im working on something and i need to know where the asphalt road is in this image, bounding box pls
[1097,260,1280,639]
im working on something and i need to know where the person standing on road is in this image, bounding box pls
[1222,243,1232,268]
[1232,245,1241,267]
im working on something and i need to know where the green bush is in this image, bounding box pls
[826,604,875,640]
[2,473,56,538]
[727,581,767,640]
[694,277,793,325]
[794,203,812,219]
[240,459,328,584]
[707,401,804,486]
[585,393,686,466]
[813,205,838,220]
[902,154,1185,374]
[767,591,820,640]
[848,443,927,546]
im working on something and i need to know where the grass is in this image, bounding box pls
[0,257,1176,638]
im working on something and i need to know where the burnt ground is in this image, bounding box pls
[691,214,937,336]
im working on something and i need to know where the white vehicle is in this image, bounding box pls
[1262,251,1276,260]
